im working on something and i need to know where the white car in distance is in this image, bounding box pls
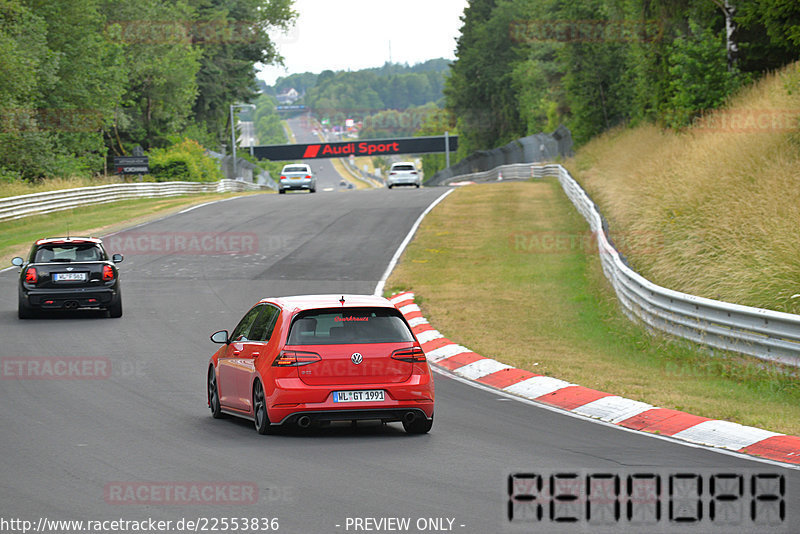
[387,162,421,189]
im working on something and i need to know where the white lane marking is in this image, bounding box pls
[416,330,444,344]
[323,187,334,192]
[456,359,512,379]
[573,396,654,424]
[431,365,800,470]
[672,420,783,451]
[503,376,573,398]
[426,344,471,363]
[374,188,455,296]
[179,195,239,214]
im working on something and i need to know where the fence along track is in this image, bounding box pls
[0,180,270,222]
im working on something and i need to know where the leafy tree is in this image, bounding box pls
[253,93,287,145]
[661,21,745,127]
[188,0,296,145]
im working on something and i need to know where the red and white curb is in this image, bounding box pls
[390,291,800,467]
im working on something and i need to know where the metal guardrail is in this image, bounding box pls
[0,180,269,222]
[444,162,800,366]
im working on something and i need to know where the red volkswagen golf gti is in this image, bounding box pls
[207,295,434,434]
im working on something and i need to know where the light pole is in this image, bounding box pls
[230,103,256,180]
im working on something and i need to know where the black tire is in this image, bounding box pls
[388,184,393,189]
[208,367,224,419]
[403,413,433,434]
[18,296,35,320]
[309,188,316,193]
[278,189,286,195]
[108,297,122,318]
[252,380,275,434]
[416,184,420,188]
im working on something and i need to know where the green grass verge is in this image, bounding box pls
[1,192,265,264]
[386,180,800,436]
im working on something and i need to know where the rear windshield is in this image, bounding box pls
[282,166,308,173]
[392,164,415,171]
[34,244,103,263]
[286,307,414,345]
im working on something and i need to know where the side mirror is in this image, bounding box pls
[210,330,230,344]
[11,257,24,267]
[112,253,124,263]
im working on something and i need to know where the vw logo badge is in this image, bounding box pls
[351,353,363,365]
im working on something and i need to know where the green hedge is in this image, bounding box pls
[148,138,223,182]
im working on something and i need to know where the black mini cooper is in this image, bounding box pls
[12,237,124,319]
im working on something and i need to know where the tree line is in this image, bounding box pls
[445,0,800,157]
[0,0,294,181]
[280,59,450,121]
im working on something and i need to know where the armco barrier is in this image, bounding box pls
[0,180,270,222]
[444,162,800,367]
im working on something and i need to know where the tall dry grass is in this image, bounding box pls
[570,63,800,314]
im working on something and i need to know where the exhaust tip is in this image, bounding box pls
[65,301,79,310]
[403,411,416,424]
[297,415,311,428]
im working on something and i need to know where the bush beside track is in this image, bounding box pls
[385,181,800,436]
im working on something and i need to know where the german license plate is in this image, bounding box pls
[54,272,86,281]
[333,390,385,403]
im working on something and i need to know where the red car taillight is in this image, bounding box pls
[273,350,321,367]
[391,346,426,363]
[102,265,114,281]
[305,175,311,179]
[24,267,37,283]
[280,176,287,180]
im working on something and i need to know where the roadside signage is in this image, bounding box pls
[113,156,149,175]
[252,135,458,161]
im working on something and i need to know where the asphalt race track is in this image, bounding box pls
[1,148,798,532]
[286,115,359,192]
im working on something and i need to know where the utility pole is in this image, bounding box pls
[230,103,256,180]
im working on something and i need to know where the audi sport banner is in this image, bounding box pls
[252,135,458,161]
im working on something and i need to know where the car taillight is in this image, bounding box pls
[24,267,37,283]
[411,171,417,174]
[280,176,287,180]
[102,265,114,281]
[305,175,311,179]
[273,350,321,367]
[391,346,426,363]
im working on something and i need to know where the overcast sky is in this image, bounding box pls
[258,0,469,85]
